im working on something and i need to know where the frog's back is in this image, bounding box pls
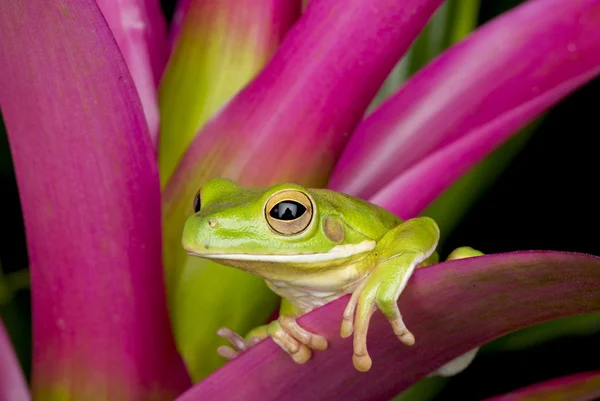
[307,187,401,240]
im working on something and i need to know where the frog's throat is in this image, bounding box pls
[189,240,376,264]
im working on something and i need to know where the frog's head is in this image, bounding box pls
[181,178,379,276]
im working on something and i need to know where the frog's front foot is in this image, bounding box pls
[268,315,328,364]
[340,270,416,372]
[216,327,262,359]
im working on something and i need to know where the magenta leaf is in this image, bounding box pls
[175,251,600,401]
[0,1,189,399]
[484,370,600,401]
[329,0,600,200]
[0,320,29,401]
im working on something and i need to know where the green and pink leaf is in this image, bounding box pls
[0,1,189,399]
[158,0,301,186]
[161,0,447,380]
[162,0,446,281]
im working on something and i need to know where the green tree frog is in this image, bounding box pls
[182,178,482,373]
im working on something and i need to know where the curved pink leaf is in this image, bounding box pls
[485,371,600,401]
[0,1,189,399]
[329,0,600,199]
[96,0,168,146]
[175,251,600,401]
[0,321,29,401]
[369,68,599,218]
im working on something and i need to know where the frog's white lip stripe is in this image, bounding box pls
[188,240,376,263]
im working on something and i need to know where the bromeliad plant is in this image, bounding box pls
[0,0,599,400]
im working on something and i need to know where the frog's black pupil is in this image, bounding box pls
[193,193,201,213]
[270,201,306,220]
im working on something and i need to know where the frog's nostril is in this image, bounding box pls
[208,219,218,228]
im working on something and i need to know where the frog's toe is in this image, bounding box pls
[216,327,259,355]
[341,280,367,338]
[351,282,379,372]
[352,310,374,373]
[352,351,373,372]
[289,344,312,364]
[279,315,328,350]
[447,246,484,260]
[216,345,239,360]
[376,280,415,346]
[389,319,415,346]
[269,320,312,364]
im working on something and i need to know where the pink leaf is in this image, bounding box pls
[0,1,189,398]
[175,251,600,401]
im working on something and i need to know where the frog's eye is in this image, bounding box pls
[265,190,313,235]
[193,189,201,213]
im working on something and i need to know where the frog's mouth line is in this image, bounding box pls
[185,240,376,263]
